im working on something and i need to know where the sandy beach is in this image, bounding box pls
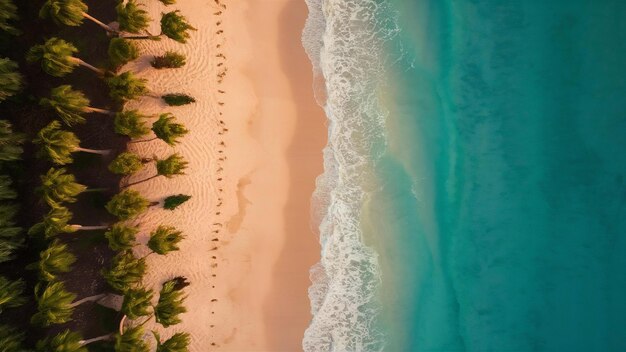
[124,0,325,350]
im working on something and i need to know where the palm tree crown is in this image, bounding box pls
[27,37,79,77]
[0,276,25,312]
[109,38,139,68]
[33,121,80,165]
[106,71,148,101]
[117,0,150,34]
[148,225,184,255]
[154,278,187,327]
[156,153,188,178]
[0,57,22,101]
[104,223,139,251]
[36,329,86,352]
[109,152,144,176]
[28,205,76,238]
[29,239,76,281]
[105,189,150,220]
[0,0,20,35]
[0,324,25,352]
[154,332,191,352]
[39,0,86,26]
[38,167,87,207]
[122,286,154,319]
[115,325,150,352]
[40,85,89,126]
[114,110,150,138]
[31,281,77,326]
[0,120,24,161]
[152,113,188,146]
[102,250,146,292]
[160,11,196,43]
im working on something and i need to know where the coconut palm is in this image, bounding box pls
[0,175,17,200]
[160,11,196,43]
[102,250,146,292]
[151,51,185,69]
[0,324,25,352]
[106,189,157,220]
[108,152,144,175]
[35,329,87,352]
[40,85,112,127]
[28,206,109,238]
[114,110,150,138]
[34,121,111,165]
[0,276,25,312]
[104,223,138,251]
[122,286,154,319]
[115,325,150,352]
[27,37,106,77]
[0,0,20,35]
[38,167,87,207]
[39,0,116,33]
[154,332,190,352]
[106,71,148,101]
[0,120,24,161]
[117,0,150,34]
[163,194,191,210]
[125,153,188,187]
[154,278,187,327]
[152,113,188,146]
[109,38,139,68]
[147,225,184,255]
[28,239,76,281]
[0,57,22,101]
[32,281,108,326]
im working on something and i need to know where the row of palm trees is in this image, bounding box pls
[24,0,195,350]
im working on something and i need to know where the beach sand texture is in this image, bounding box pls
[123,0,325,350]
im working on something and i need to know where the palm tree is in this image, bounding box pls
[117,0,150,34]
[28,239,76,281]
[102,250,146,292]
[151,51,185,69]
[106,189,157,220]
[0,175,17,200]
[158,0,176,5]
[0,57,22,101]
[105,223,139,251]
[38,167,88,207]
[154,332,190,352]
[28,206,109,238]
[40,85,112,126]
[109,38,139,68]
[154,278,187,327]
[35,329,87,352]
[125,153,188,187]
[147,225,184,255]
[160,11,196,43]
[34,121,111,165]
[114,110,150,138]
[27,37,106,77]
[152,113,189,145]
[115,325,150,352]
[0,0,20,35]
[108,152,144,175]
[0,276,25,312]
[39,0,117,33]
[106,71,148,101]
[163,194,191,210]
[32,281,107,326]
[162,93,195,106]
[0,120,24,161]
[0,324,25,352]
[122,286,154,319]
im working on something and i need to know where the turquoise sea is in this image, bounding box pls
[302,1,626,351]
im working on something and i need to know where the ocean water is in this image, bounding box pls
[303,1,626,351]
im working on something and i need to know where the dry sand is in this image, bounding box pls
[125,0,325,350]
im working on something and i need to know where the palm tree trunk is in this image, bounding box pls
[85,187,108,193]
[71,225,109,231]
[124,34,161,40]
[82,12,117,33]
[70,293,107,308]
[129,137,158,144]
[69,57,106,75]
[83,106,113,115]
[80,334,114,346]
[124,174,160,188]
[74,147,111,155]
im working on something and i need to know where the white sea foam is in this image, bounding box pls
[302,0,397,351]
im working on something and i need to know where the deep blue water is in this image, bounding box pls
[303,1,626,351]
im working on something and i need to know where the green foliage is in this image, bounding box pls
[154,331,190,352]
[28,205,76,238]
[102,251,146,293]
[117,0,150,34]
[154,279,187,327]
[0,120,24,162]
[0,0,20,35]
[36,329,86,352]
[106,190,150,220]
[104,223,138,251]
[160,11,196,43]
[156,153,188,178]
[163,194,190,210]
[114,110,150,138]
[150,51,185,69]
[115,325,150,352]
[40,85,89,126]
[31,281,76,326]
[33,120,80,165]
[122,286,154,319]
[38,167,87,207]
[0,276,25,312]
[29,239,76,281]
[158,0,176,5]
[0,204,21,263]
[152,113,188,145]
[0,58,22,101]
[27,37,79,77]
[108,152,143,176]
[0,324,25,352]
[0,175,16,200]
[161,93,195,106]
[39,0,87,27]
[109,38,139,67]
[147,225,184,255]
[106,71,148,101]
